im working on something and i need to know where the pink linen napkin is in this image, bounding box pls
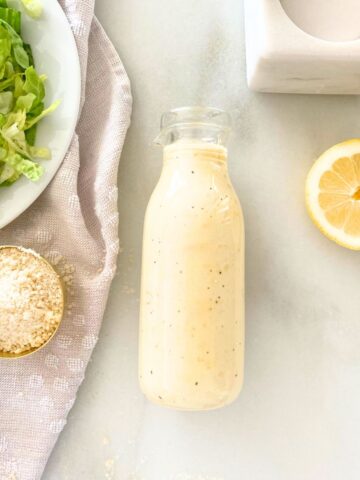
[0,1,132,479]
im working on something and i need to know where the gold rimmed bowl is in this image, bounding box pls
[0,245,65,359]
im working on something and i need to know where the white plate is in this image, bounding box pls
[0,0,81,229]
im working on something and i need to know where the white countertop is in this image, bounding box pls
[43,1,360,479]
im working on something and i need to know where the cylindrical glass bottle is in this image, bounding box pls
[139,107,244,410]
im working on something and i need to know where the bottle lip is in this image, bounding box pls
[160,106,232,131]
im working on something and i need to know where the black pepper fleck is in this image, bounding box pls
[195,382,198,386]
[191,170,195,174]
[158,395,163,400]
[150,370,153,375]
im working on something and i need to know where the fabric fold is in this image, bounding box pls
[0,2,132,479]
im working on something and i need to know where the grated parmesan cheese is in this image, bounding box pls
[0,246,64,355]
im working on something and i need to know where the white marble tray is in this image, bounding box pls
[244,0,360,94]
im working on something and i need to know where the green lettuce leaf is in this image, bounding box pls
[29,144,50,159]
[0,90,12,113]
[15,91,35,111]
[13,43,28,68]
[23,42,33,66]
[21,0,42,19]
[25,99,60,129]
[0,7,21,34]
[24,122,35,145]
[0,164,20,185]
[0,18,29,69]
[0,0,58,186]
[0,25,11,66]
[23,65,44,105]
[5,152,43,180]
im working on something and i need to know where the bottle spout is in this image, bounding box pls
[154,107,232,148]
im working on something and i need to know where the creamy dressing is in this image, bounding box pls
[139,142,244,410]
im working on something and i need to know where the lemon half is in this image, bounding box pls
[306,139,360,250]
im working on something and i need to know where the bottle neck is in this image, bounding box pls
[155,119,230,149]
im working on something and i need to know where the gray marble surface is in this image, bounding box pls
[43,0,360,479]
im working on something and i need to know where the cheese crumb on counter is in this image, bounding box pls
[0,246,64,355]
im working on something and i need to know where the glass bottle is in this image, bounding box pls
[139,107,244,410]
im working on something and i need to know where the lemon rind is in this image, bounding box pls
[305,139,360,251]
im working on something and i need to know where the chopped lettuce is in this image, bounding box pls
[0,6,21,33]
[21,0,42,19]
[0,91,13,113]
[15,91,35,111]
[25,98,60,129]
[0,0,58,187]
[5,152,43,179]
[22,65,44,104]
